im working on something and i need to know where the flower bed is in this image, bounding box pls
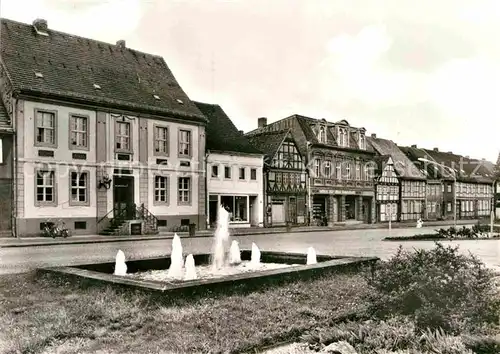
[384,224,500,241]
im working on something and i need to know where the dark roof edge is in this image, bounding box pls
[207,149,264,157]
[310,142,376,154]
[13,88,207,123]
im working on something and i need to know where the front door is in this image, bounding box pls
[113,176,135,219]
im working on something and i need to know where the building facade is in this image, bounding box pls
[247,129,307,226]
[401,145,495,221]
[368,136,426,222]
[195,102,264,228]
[247,116,377,226]
[1,18,207,236]
[373,156,399,222]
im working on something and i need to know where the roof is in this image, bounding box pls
[0,18,206,123]
[367,136,426,180]
[246,114,372,153]
[194,101,262,155]
[398,145,445,180]
[399,145,494,183]
[245,129,289,159]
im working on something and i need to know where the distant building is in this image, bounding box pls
[368,136,427,222]
[399,145,444,220]
[372,156,400,222]
[195,102,264,228]
[246,128,308,226]
[401,145,494,221]
[0,18,207,236]
[247,116,377,226]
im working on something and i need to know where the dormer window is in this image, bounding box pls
[338,127,348,147]
[359,133,365,149]
[318,127,326,143]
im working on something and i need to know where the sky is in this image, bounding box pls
[1,0,499,161]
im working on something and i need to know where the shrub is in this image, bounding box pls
[365,243,500,332]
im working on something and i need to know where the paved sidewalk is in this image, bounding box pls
[0,219,481,248]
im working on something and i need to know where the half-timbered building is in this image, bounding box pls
[373,156,399,222]
[368,136,426,222]
[246,129,307,226]
[0,102,13,236]
[247,116,377,226]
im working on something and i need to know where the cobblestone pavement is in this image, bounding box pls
[1,224,499,275]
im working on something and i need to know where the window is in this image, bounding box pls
[221,195,248,222]
[74,221,87,230]
[314,159,321,177]
[336,162,342,180]
[36,170,55,205]
[70,115,88,149]
[154,126,169,155]
[154,176,169,203]
[345,162,351,179]
[250,168,257,180]
[359,134,365,149]
[211,165,219,178]
[35,110,56,146]
[324,161,331,177]
[179,129,191,157]
[447,185,452,193]
[338,128,348,147]
[447,202,452,212]
[70,171,88,205]
[239,167,246,180]
[318,127,326,143]
[116,121,131,151]
[224,166,231,179]
[178,177,191,204]
[355,163,360,180]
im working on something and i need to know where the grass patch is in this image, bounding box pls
[0,269,370,354]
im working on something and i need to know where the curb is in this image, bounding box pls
[0,220,480,248]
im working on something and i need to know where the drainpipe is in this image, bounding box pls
[306,142,312,225]
[205,151,209,229]
[11,98,18,238]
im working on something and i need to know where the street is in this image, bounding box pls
[1,225,499,275]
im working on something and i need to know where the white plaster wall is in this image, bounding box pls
[207,152,264,225]
[147,170,200,216]
[146,118,202,170]
[23,100,97,162]
[24,162,97,218]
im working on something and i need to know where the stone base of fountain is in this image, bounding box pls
[37,251,378,299]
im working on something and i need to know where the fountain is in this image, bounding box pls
[212,204,231,270]
[306,247,317,265]
[114,250,127,276]
[184,254,197,280]
[229,240,242,265]
[167,234,184,279]
[41,203,380,298]
[250,242,261,266]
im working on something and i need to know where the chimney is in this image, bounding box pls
[411,144,417,148]
[258,117,267,128]
[433,148,439,152]
[447,151,453,154]
[33,18,48,34]
[116,40,126,48]
[465,155,470,159]
[371,133,376,138]
[239,130,244,135]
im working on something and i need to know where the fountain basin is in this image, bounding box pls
[37,251,378,298]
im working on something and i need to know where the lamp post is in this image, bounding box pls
[418,157,457,229]
[306,141,313,226]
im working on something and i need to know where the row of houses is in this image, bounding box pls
[0,18,497,237]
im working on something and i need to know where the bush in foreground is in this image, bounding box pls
[365,243,500,333]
